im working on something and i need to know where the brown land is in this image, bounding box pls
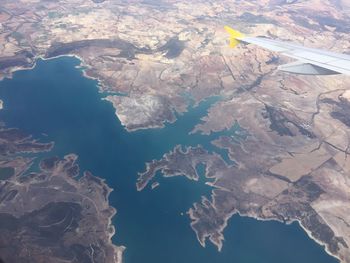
[1,0,350,262]
[0,127,124,262]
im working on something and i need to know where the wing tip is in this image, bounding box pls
[224,26,245,48]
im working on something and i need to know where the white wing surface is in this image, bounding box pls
[225,26,350,76]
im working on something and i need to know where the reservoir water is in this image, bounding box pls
[0,57,339,263]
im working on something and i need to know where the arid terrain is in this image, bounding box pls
[1,0,350,262]
[0,126,124,263]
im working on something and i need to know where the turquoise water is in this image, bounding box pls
[0,57,339,263]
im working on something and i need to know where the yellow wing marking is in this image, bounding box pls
[224,26,245,48]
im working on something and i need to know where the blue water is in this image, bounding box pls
[0,57,339,263]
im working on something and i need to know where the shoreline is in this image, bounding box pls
[136,143,342,262]
[0,55,125,262]
[189,204,342,263]
[100,175,126,263]
[1,54,178,133]
[199,151,343,262]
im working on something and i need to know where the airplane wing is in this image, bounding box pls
[224,26,350,76]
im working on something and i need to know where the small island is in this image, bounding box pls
[151,181,160,189]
